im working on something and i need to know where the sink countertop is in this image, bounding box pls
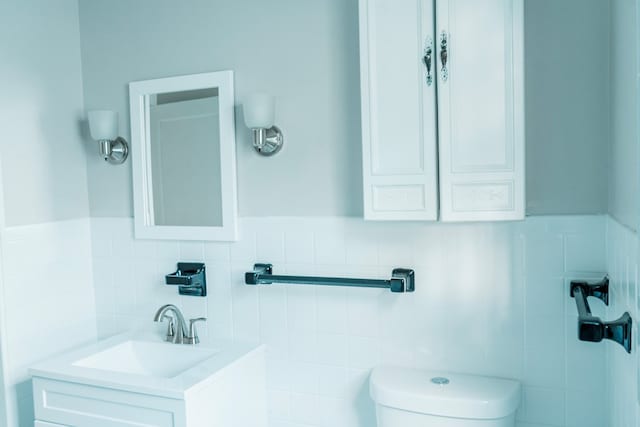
[29,331,264,399]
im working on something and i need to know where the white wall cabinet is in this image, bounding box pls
[359,0,524,221]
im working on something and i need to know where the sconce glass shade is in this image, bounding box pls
[244,93,275,129]
[88,110,118,141]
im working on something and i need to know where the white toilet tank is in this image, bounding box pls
[370,366,521,427]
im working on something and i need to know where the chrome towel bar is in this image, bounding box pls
[245,263,415,293]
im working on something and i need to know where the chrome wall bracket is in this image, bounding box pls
[570,277,632,353]
[165,262,207,297]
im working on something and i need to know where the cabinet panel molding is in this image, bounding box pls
[451,181,514,212]
[372,185,427,212]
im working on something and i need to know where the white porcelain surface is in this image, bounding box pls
[73,339,219,378]
[376,406,516,427]
[30,331,263,399]
[370,366,520,420]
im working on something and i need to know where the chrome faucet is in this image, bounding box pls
[153,304,206,345]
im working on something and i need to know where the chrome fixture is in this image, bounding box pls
[165,262,207,297]
[154,304,187,343]
[440,31,449,82]
[243,93,283,156]
[153,304,207,345]
[87,110,129,164]
[188,317,207,345]
[570,277,632,353]
[246,263,415,293]
[422,37,433,86]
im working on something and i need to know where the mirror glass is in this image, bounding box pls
[149,88,222,227]
[129,71,238,241]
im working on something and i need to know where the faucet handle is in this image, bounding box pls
[159,314,176,342]
[187,317,207,345]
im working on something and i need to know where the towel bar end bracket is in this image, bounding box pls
[391,268,415,292]
[570,276,631,353]
[245,263,273,285]
[570,277,609,305]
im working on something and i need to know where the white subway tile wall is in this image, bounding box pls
[606,217,640,427]
[91,216,608,427]
[0,219,97,426]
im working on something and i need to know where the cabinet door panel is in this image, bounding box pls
[360,0,438,220]
[437,0,524,221]
[33,378,181,427]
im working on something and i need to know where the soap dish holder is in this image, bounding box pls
[165,262,207,297]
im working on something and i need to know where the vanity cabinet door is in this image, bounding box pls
[33,378,182,427]
[358,0,439,220]
[436,0,525,221]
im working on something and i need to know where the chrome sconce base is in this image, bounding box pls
[99,137,129,165]
[252,127,283,156]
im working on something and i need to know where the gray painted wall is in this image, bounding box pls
[0,0,90,226]
[79,0,610,218]
[79,0,362,218]
[608,0,639,230]
[0,2,97,426]
[525,0,609,216]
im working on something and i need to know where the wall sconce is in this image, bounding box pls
[243,93,283,156]
[87,110,129,164]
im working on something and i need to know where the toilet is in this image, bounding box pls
[370,366,521,426]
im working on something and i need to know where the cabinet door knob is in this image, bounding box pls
[440,31,449,82]
[422,37,433,86]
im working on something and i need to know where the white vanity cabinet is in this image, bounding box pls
[359,0,524,221]
[30,333,267,427]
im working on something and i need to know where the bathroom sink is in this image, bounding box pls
[29,331,264,398]
[29,331,268,426]
[72,339,219,378]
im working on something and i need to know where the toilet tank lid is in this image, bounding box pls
[370,366,521,420]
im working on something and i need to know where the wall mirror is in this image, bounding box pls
[129,71,238,241]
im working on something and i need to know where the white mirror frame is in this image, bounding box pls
[129,71,239,241]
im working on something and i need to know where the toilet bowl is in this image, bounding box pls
[370,366,521,427]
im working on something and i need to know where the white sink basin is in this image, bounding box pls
[29,331,268,427]
[29,331,264,399]
[72,339,219,378]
